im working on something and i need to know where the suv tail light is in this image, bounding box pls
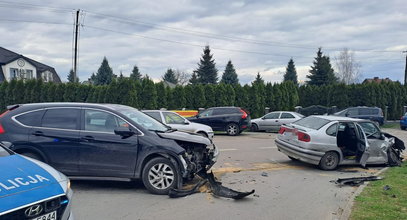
[240,109,248,119]
[0,110,9,118]
[0,110,9,134]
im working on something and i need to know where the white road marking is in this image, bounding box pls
[258,146,277,149]
[219,148,238,152]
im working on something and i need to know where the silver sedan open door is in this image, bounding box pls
[355,123,370,167]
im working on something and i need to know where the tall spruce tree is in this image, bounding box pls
[130,65,142,82]
[67,69,79,83]
[283,58,298,85]
[94,57,114,85]
[220,60,239,84]
[162,68,178,84]
[195,46,218,84]
[307,48,337,86]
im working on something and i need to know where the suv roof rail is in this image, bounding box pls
[6,104,20,111]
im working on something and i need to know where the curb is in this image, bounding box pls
[339,167,389,220]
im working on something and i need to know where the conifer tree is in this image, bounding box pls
[139,76,157,109]
[253,72,264,85]
[94,57,114,85]
[307,48,338,86]
[204,84,216,108]
[224,84,236,106]
[283,58,298,85]
[172,86,186,109]
[192,85,206,109]
[0,82,8,110]
[215,84,228,106]
[220,60,239,84]
[189,72,199,85]
[155,82,167,109]
[67,69,79,83]
[162,68,178,84]
[130,65,142,82]
[195,46,218,84]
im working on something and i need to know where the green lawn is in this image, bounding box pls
[380,123,400,129]
[350,162,407,220]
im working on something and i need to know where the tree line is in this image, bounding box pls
[0,78,405,119]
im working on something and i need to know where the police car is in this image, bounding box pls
[0,142,73,220]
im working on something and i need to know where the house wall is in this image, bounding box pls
[1,58,37,81]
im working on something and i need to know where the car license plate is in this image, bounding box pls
[30,211,57,220]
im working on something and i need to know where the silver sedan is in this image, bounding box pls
[251,111,304,132]
[275,115,404,170]
[143,110,214,139]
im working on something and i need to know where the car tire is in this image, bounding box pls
[401,126,406,130]
[319,151,339,170]
[20,152,44,162]
[226,123,240,136]
[142,157,179,195]
[250,123,259,132]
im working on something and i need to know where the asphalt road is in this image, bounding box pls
[71,129,406,220]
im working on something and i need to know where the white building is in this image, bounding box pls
[0,47,61,83]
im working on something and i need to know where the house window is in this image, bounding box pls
[10,68,19,80]
[41,71,53,82]
[26,69,33,79]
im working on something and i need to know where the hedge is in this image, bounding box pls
[0,79,405,119]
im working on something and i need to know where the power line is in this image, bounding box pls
[0,18,71,26]
[84,10,402,54]
[83,24,313,59]
[0,1,73,13]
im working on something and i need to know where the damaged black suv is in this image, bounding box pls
[0,103,218,194]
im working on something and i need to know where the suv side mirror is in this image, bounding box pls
[114,127,135,137]
[184,119,190,125]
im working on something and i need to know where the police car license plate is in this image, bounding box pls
[31,211,56,220]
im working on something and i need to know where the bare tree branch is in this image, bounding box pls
[335,48,362,84]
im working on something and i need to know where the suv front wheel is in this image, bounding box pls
[142,157,179,195]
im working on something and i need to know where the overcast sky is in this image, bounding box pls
[1,0,406,84]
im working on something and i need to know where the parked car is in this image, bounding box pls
[251,111,304,132]
[333,106,384,125]
[0,142,73,220]
[0,103,218,194]
[143,110,214,139]
[188,107,251,136]
[275,115,404,170]
[400,112,407,130]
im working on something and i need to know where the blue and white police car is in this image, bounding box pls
[0,142,73,220]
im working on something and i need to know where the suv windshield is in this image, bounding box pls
[292,116,330,130]
[113,106,169,132]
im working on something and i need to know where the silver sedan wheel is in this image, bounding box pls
[148,163,175,190]
[325,154,337,167]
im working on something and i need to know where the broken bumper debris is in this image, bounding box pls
[169,171,255,199]
[332,176,383,186]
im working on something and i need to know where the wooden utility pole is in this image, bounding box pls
[73,9,80,81]
[404,50,407,85]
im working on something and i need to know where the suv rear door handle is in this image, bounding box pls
[32,131,44,136]
[81,136,95,142]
